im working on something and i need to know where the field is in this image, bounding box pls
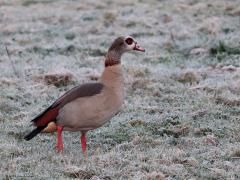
[0,0,240,179]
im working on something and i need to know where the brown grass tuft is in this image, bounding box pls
[36,72,74,87]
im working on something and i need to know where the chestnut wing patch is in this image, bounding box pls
[32,83,104,126]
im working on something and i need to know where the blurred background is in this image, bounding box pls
[0,0,240,179]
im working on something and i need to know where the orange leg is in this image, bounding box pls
[81,132,87,154]
[56,126,63,153]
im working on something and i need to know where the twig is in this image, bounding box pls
[231,157,240,159]
[5,46,18,77]
[170,31,176,44]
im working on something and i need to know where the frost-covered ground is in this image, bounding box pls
[0,0,240,179]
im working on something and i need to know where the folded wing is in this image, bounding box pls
[24,83,104,140]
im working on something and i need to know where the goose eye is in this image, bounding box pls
[125,38,133,45]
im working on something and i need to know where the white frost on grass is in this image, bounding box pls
[0,0,240,179]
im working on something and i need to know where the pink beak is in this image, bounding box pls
[133,43,145,52]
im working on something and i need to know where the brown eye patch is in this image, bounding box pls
[125,37,134,45]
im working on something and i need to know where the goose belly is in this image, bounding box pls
[56,90,123,131]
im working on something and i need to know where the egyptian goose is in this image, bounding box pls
[24,36,145,154]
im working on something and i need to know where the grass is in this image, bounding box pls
[210,41,240,55]
[1,0,240,179]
